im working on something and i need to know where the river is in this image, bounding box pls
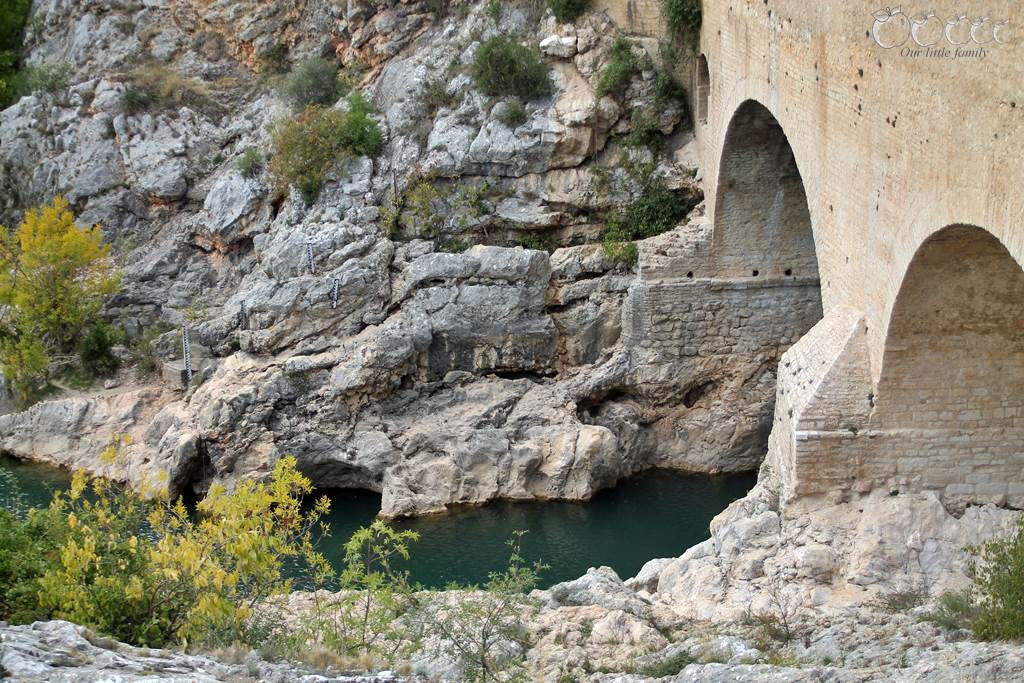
[0,454,755,588]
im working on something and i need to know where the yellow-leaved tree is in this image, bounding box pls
[0,197,120,404]
[37,455,331,648]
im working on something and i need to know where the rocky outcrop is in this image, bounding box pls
[0,620,404,682]
[649,482,1023,622]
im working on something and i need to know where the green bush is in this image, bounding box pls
[622,108,662,151]
[662,0,702,50]
[78,322,120,377]
[548,0,590,23]
[121,87,155,114]
[596,36,644,99]
[258,42,289,74]
[600,161,696,265]
[0,506,62,624]
[280,57,345,111]
[268,94,383,205]
[423,531,546,682]
[639,651,695,677]
[494,97,527,128]
[235,147,263,178]
[9,62,70,97]
[471,36,552,101]
[0,0,31,107]
[970,518,1024,640]
[420,77,457,117]
[923,589,979,632]
[129,324,169,377]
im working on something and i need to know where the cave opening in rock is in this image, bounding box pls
[872,224,1024,507]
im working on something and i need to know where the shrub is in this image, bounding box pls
[874,581,929,614]
[122,65,220,117]
[639,651,695,677]
[662,0,702,51]
[10,62,70,96]
[0,0,31,107]
[426,0,449,20]
[486,0,502,23]
[923,589,979,632]
[268,94,383,205]
[0,505,62,624]
[548,0,590,23]
[516,232,555,253]
[471,36,552,101]
[129,323,169,377]
[420,77,457,117]
[335,521,420,657]
[280,57,345,111]
[121,86,155,114]
[37,455,331,647]
[601,226,638,265]
[423,531,546,682]
[494,97,527,128]
[78,322,120,377]
[235,147,263,178]
[596,36,643,99]
[258,42,289,74]
[0,197,121,406]
[969,518,1024,640]
[621,108,662,151]
[600,160,696,265]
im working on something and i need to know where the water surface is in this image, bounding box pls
[0,455,754,588]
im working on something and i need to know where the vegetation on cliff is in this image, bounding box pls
[0,197,121,406]
[471,36,553,101]
[662,0,702,51]
[0,0,31,106]
[548,0,591,23]
[269,94,384,205]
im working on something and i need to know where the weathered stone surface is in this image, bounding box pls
[0,620,403,682]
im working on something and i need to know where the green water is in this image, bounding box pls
[0,455,754,588]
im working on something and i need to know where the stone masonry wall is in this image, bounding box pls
[682,0,1024,509]
[617,275,823,471]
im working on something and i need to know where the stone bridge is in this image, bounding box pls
[607,0,1024,509]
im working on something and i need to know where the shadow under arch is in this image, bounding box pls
[872,224,1024,507]
[711,99,820,283]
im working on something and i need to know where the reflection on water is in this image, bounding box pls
[0,454,755,589]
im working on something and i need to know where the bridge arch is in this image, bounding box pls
[873,224,1024,507]
[710,100,820,282]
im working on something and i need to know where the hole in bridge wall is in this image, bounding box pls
[695,54,710,125]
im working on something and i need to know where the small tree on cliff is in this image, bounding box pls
[0,197,120,404]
